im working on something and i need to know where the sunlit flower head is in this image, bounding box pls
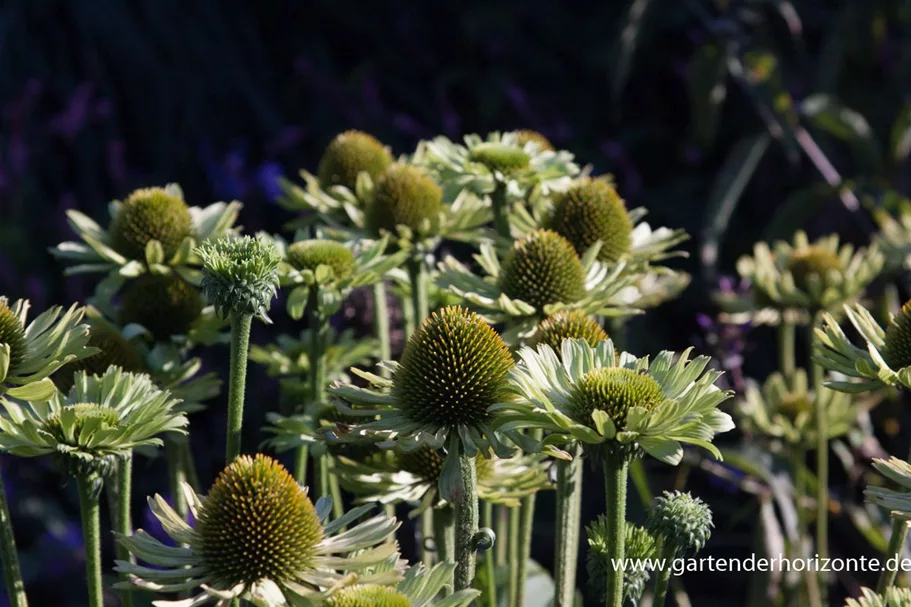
[0,298,96,401]
[844,587,911,607]
[531,310,608,353]
[0,367,186,487]
[315,562,480,607]
[645,491,713,555]
[318,130,395,192]
[52,183,241,282]
[196,235,282,322]
[493,339,734,464]
[116,454,401,607]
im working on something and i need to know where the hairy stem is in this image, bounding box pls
[294,445,309,485]
[652,540,677,607]
[165,438,189,524]
[603,452,629,607]
[225,313,253,462]
[491,181,511,239]
[434,505,456,594]
[877,518,910,593]
[809,312,828,604]
[454,451,479,591]
[507,506,521,605]
[373,282,392,378]
[421,507,435,567]
[495,505,508,565]
[777,320,796,382]
[0,469,27,607]
[407,256,429,328]
[554,446,584,607]
[482,501,497,607]
[516,492,536,606]
[76,475,103,607]
[115,455,134,607]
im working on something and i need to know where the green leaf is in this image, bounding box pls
[145,239,165,266]
[800,94,883,176]
[0,344,9,384]
[6,379,58,402]
[687,43,729,149]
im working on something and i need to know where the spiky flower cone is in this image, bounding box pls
[882,301,911,370]
[0,301,27,375]
[514,130,555,151]
[499,230,586,310]
[549,178,633,264]
[326,585,410,607]
[469,142,531,174]
[55,322,146,393]
[120,273,204,340]
[533,310,608,352]
[369,164,443,234]
[287,240,357,281]
[197,454,324,587]
[109,187,193,260]
[567,368,665,436]
[646,491,713,555]
[317,130,394,191]
[785,246,842,293]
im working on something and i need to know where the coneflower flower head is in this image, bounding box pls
[469,142,531,175]
[548,178,634,264]
[314,562,480,607]
[646,491,713,555]
[287,240,357,282]
[587,520,656,606]
[54,320,146,393]
[369,164,443,234]
[318,130,394,192]
[514,129,555,152]
[0,301,27,374]
[327,585,411,607]
[110,187,193,260]
[844,587,911,607]
[567,368,665,434]
[120,273,204,340]
[196,235,282,321]
[882,301,911,370]
[532,310,608,352]
[499,230,586,310]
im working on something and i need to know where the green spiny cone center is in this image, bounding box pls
[369,164,443,234]
[110,187,193,260]
[317,130,393,191]
[55,323,146,393]
[533,310,608,353]
[469,142,531,174]
[785,246,842,291]
[286,240,356,281]
[396,447,491,484]
[0,302,27,376]
[883,301,911,370]
[777,392,814,422]
[549,178,633,264]
[120,273,203,340]
[499,230,586,310]
[568,367,664,430]
[44,403,122,445]
[394,306,513,427]
[196,454,323,587]
[514,130,554,151]
[326,585,411,607]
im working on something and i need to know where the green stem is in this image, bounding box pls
[317,456,331,503]
[792,446,807,557]
[373,282,392,378]
[115,455,134,607]
[294,445,309,485]
[482,501,497,607]
[180,440,200,492]
[491,182,511,239]
[76,475,103,607]
[554,446,584,607]
[407,257,429,328]
[495,505,508,566]
[652,540,677,607]
[165,438,189,524]
[434,505,456,593]
[0,470,27,607]
[421,507,435,567]
[454,451,479,591]
[809,312,828,603]
[225,313,253,463]
[603,452,629,607]
[307,287,327,410]
[777,320,796,382]
[507,507,520,605]
[516,492,536,607]
[328,458,344,519]
[877,518,910,593]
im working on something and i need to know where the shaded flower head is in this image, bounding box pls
[514,130,554,152]
[318,130,394,191]
[196,235,282,321]
[369,164,444,235]
[469,142,530,175]
[587,520,656,606]
[531,310,608,353]
[287,240,357,281]
[116,453,401,606]
[646,491,713,555]
[110,186,193,260]
[0,367,186,486]
[54,315,146,393]
[493,339,734,464]
[120,273,204,341]
[548,177,634,264]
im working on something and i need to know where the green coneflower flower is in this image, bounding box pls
[110,187,193,260]
[315,562,480,607]
[0,298,96,401]
[116,454,400,606]
[499,230,586,310]
[196,235,282,321]
[438,231,639,343]
[331,306,516,472]
[548,178,634,264]
[531,310,608,352]
[53,183,241,280]
[335,447,551,514]
[740,369,856,446]
[514,130,554,152]
[54,319,146,394]
[287,241,357,281]
[369,164,444,235]
[318,130,394,191]
[0,367,185,485]
[814,301,911,392]
[120,273,204,340]
[732,231,883,325]
[873,199,911,275]
[845,587,911,607]
[469,142,531,175]
[587,520,657,606]
[493,338,734,464]
[646,491,713,556]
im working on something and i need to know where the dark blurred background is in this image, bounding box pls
[1,0,909,604]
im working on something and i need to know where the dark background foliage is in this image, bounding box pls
[0,0,909,604]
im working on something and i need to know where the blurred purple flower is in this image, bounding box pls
[257,162,285,203]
